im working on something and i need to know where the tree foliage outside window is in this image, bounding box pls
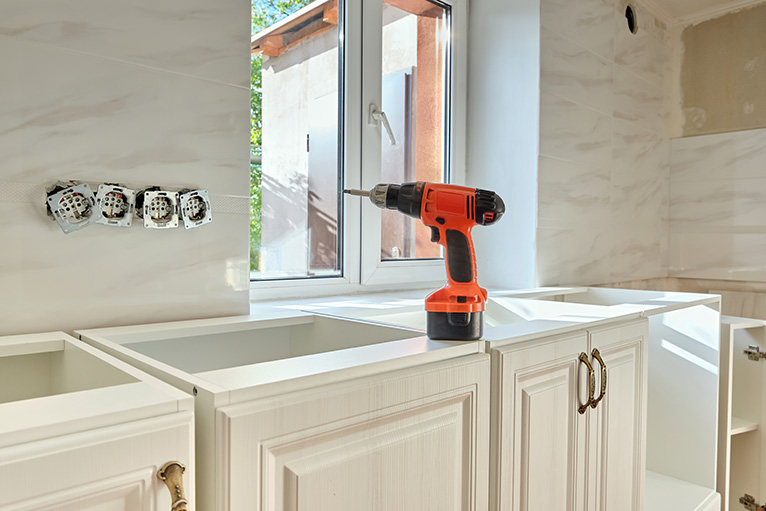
[251,0,313,273]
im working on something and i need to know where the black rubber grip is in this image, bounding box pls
[446,229,473,283]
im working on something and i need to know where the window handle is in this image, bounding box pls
[369,104,397,146]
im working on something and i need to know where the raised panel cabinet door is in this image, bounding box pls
[0,412,195,511]
[586,320,648,511]
[217,354,490,511]
[491,331,590,511]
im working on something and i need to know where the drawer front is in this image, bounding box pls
[218,354,490,511]
[0,412,194,511]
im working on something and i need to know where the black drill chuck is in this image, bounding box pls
[383,182,424,219]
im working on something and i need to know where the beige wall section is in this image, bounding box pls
[535,0,671,287]
[0,0,251,335]
[680,3,766,136]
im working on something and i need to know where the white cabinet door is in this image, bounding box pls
[491,331,590,511]
[217,354,490,511]
[0,412,194,511]
[586,320,647,511]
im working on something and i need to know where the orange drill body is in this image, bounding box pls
[345,181,504,340]
[419,183,488,315]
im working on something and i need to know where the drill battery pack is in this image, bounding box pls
[427,311,483,341]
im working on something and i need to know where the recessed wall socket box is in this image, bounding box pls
[141,190,179,229]
[179,189,212,229]
[46,182,98,234]
[95,184,136,228]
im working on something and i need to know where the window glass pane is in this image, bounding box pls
[251,0,343,279]
[380,0,449,261]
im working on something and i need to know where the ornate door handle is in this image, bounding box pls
[590,348,607,409]
[158,461,189,511]
[578,352,595,414]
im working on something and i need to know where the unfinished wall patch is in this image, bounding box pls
[680,3,766,136]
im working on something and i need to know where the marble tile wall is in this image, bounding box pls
[669,128,766,281]
[0,1,252,335]
[536,0,670,286]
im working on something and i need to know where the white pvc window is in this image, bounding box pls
[250,0,467,297]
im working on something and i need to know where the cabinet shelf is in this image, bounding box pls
[646,471,718,511]
[731,416,759,436]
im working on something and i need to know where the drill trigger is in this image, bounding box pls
[429,226,440,243]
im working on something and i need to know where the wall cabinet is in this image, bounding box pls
[489,319,647,511]
[0,332,195,511]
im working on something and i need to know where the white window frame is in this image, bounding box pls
[250,0,468,301]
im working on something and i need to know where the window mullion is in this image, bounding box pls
[342,0,364,285]
[359,0,385,284]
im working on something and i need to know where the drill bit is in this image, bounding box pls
[343,189,370,197]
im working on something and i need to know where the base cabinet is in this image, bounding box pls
[0,332,195,511]
[718,316,766,511]
[490,319,647,511]
[217,354,490,511]
[586,321,647,511]
[0,413,194,511]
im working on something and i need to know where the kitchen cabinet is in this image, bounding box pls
[489,319,647,511]
[0,332,194,511]
[77,314,489,511]
[220,353,489,510]
[718,315,766,511]
[524,287,722,511]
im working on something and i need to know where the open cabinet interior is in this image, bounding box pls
[106,315,423,375]
[720,316,766,511]
[0,341,137,404]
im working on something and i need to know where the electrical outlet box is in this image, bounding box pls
[46,182,98,234]
[179,189,212,229]
[95,184,136,227]
[142,190,178,229]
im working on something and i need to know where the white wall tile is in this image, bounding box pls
[536,228,611,285]
[0,202,250,335]
[669,232,766,281]
[537,156,610,229]
[611,230,663,282]
[614,4,667,89]
[0,31,250,334]
[540,92,613,167]
[611,120,669,230]
[536,0,671,286]
[669,129,766,282]
[0,0,250,86]
[671,128,766,182]
[540,28,614,116]
[670,178,766,229]
[614,67,666,136]
[541,0,614,60]
[0,36,249,196]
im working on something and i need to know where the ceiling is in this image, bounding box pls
[648,0,765,23]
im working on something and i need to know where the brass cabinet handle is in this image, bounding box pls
[590,348,607,409]
[578,352,595,414]
[158,461,189,511]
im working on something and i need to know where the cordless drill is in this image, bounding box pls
[345,182,505,340]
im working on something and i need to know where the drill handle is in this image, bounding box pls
[429,225,477,286]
